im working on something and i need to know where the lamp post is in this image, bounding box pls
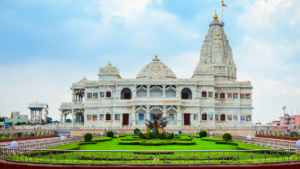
[61,136,65,144]
[210,132,213,137]
[247,135,252,144]
[10,141,18,149]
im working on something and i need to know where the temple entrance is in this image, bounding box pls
[184,113,190,125]
[123,114,129,125]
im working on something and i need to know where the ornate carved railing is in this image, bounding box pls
[212,134,297,149]
[0,148,300,166]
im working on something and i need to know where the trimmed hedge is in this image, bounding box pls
[154,129,160,138]
[134,128,141,135]
[174,136,181,138]
[119,141,140,145]
[78,141,97,145]
[132,136,140,138]
[107,131,114,138]
[222,133,232,141]
[199,130,207,138]
[120,138,141,141]
[139,132,147,139]
[157,133,167,139]
[147,132,156,139]
[84,133,93,142]
[215,141,238,146]
[166,132,174,139]
[92,137,112,142]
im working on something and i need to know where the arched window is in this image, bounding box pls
[181,88,192,100]
[220,93,225,98]
[106,113,111,121]
[121,88,132,100]
[202,113,207,120]
[220,114,225,121]
[202,91,207,97]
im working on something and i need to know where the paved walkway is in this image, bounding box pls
[0,137,60,146]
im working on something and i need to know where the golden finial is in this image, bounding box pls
[225,34,227,38]
[216,31,219,36]
[217,41,220,45]
[155,68,157,71]
[205,34,207,39]
[202,45,203,48]
[84,76,86,78]
[155,54,157,58]
[109,61,110,64]
[214,11,218,20]
[229,45,231,48]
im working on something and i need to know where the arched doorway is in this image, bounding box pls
[121,88,132,100]
[181,88,192,99]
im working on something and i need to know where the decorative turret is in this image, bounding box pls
[193,11,237,81]
[98,62,121,79]
[136,55,176,79]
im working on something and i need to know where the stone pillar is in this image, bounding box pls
[132,106,136,125]
[60,111,63,124]
[163,105,166,118]
[163,84,166,98]
[133,84,137,98]
[72,110,75,125]
[146,105,150,120]
[115,83,119,99]
[194,85,197,100]
[176,85,179,99]
[64,113,67,124]
[147,84,150,98]
[177,106,181,126]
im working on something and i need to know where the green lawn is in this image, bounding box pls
[6,135,294,164]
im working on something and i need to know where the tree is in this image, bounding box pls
[47,117,53,123]
[66,119,72,123]
[0,117,7,122]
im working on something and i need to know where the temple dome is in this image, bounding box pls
[136,55,176,79]
[78,76,88,83]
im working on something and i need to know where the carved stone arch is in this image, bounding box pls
[104,108,112,114]
[201,87,208,98]
[181,87,193,100]
[200,109,208,121]
[218,88,227,99]
[219,109,226,121]
[183,107,195,114]
[105,87,113,93]
[120,107,131,114]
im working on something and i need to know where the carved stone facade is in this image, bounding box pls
[59,14,253,129]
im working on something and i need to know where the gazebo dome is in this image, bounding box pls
[136,55,176,79]
[98,62,121,78]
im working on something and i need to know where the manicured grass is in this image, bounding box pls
[8,135,288,164]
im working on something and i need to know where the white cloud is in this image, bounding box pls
[95,0,151,23]
[0,59,95,121]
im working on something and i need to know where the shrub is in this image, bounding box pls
[107,131,114,138]
[157,133,166,139]
[222,133,232,141]
[199,130,207,138]
[139,132,147,139]
[84,133,93,142]
[166,132,174,139]
[154,128,160,138]
[134,128,141,135]
[215,141,238,146]
[146,132,156,139]
[290,132,298,137]
[132,136,140,138]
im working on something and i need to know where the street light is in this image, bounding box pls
[247,135,252,144]
[210,132,213,137]
[10,141,18,149]
[296,140,300,148]
[61,136,65,142]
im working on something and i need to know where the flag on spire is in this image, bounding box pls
[222,1,227,7]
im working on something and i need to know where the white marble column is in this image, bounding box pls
[132,106,136,125]
[147,84,150,98]
[177,106,181,126]
[176,85,179,99]
[163,84,166,98]
[64,113,67,124]
[163,105,166,118]
[60,111,63,124]
[72,109,75,125]
[146,105,150,120]
[133,84,137,98]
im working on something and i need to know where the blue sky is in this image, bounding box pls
[0,0,300,123]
